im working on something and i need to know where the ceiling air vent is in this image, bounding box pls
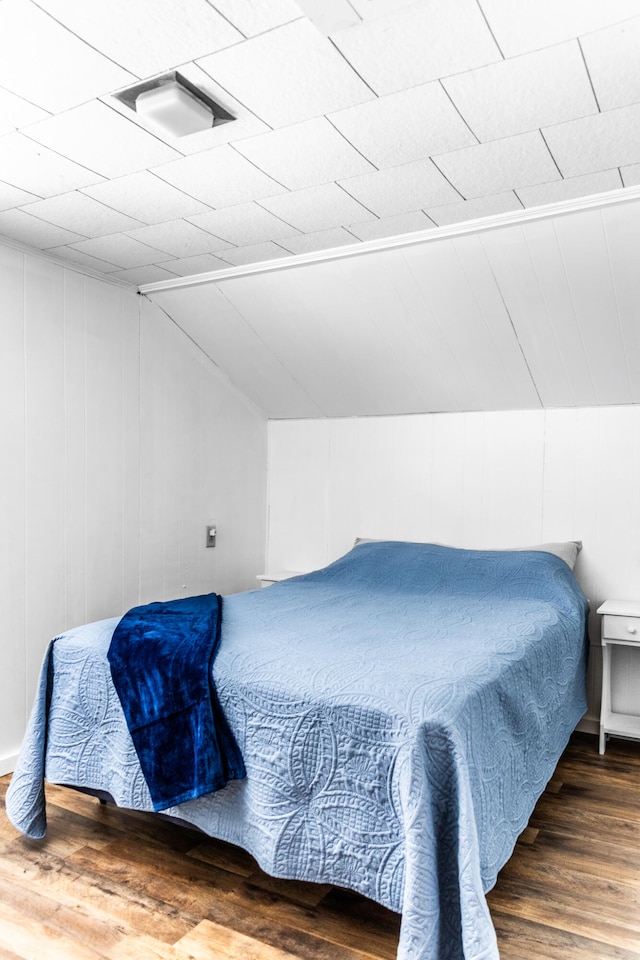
[114,72,234,138]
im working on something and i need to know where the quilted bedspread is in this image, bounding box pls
[6,542,589,960]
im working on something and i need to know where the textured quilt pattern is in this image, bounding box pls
[6,542,589,960]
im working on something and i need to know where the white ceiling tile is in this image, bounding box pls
[0,0,134,113]
[0,181,40,212]
[22,193,144,239]
[347,211,433,241]
[234,118,375,190]
[26,102,180,180]
[329,82,476,168]
[158,254,231,276]
[110,265,180,286]
[259,182,373,231]
[480,0,640,58]
[153,146,286,208]
[188,203,299,245]
[279,228,359,254]
[81,172,212,225]
[294,0,360,33]
[425,192,522,226]
[221,242,291,266]
[68,235,174,269]
[35,0,242,77]
[435,131,561,199]
[581,17,640,111]
[0,209,84,248]
[0,87,49,136]
[125,220,234,257]
[516,170,623,207]
[332,0,501,95]
[339,160,461,217]
[543,103,640,178]
[105,62,271,157]
[443,42,597,142]
[197,19,374,127]
[0,0,635,284]
[212,0,300,36]
[48,245,121,273]
[0,133,103,197]
[347,0,422,21]
[621,163,640,187]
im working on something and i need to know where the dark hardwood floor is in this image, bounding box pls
[1,733,639,959]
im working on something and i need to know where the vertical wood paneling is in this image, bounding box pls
[63,268,87,629]
[452,235,541,409]
[593,406,640,598]
[161,310,184,600]
[154,284,324,420]
[601,202,640,404]
[197,347,268,596]
[121,290,141,613]
[334,260,452,414]
[553,210,633,405]
[324,417,361,563]
[139,298,167,603]
[518,219,596,406]
[474,410,545,547]
[384,415,434,543]
[149,199,640,421]
[139,298,267,601]
[266,418,330,572]
[0,245,26,769]
[24,256,66,702]
[177,331,202,599]
[267,405,640,724]
[0,245,267,769]
[85,280,127,621]
[429,412,468,545]
[480,226,578,407]
[375,252,462,413]
[402,241,532,411]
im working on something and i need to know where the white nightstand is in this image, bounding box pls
[256,571,304,588]
[597,599,640,754]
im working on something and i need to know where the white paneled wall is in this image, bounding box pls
[149,200,640,421]
[0,245,267,774]
[138,297,267,602]
[267,407,640,725]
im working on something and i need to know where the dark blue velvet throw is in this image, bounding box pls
[107,593,245,811]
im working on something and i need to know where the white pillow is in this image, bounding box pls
[510,541,582,569]
[353,538,582,570]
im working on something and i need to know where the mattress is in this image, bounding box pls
[6,541,589,960]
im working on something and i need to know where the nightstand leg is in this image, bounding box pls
[599,641,611,756]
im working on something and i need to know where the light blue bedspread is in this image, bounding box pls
[6,542,589,960]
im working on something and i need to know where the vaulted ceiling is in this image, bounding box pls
[2,0,640,288]
[149,196,640,417]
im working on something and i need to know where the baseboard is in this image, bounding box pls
[0,754,18,777]
[576,716,599,736]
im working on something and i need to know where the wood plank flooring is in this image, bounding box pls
[1,733,639,959]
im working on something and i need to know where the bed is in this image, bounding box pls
[6,540,589,960]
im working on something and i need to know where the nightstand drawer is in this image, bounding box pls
[603,615,640,642]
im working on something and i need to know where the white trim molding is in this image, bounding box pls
[139,183,640,294]
[0,754,18,777]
